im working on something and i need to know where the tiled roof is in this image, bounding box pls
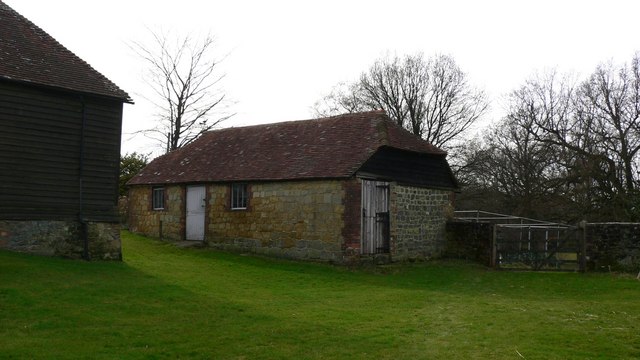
[0,1,131,102]
[128,111,447,185]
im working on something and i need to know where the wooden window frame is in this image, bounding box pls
[152,186,165,210]
[230,183,248,210]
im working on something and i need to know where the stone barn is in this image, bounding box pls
[127,111,458,263]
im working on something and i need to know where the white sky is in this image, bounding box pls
[5,0,640,157]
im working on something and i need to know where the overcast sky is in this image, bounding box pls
[6,0,640,157]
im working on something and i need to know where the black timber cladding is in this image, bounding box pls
[357,146,459,189]
[0,80,123,221]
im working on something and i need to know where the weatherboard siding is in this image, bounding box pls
[0,81,122,221]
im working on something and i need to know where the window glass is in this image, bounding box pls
[152,187,165,210]
[231,184,247,209]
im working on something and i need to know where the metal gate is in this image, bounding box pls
[361,180,390,254]
[454,211,586,272]
[494,224,584,271]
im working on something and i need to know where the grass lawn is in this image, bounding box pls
[1,231,639,359]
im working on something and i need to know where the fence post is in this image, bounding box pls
[578,220,587,272]
[491,224,497,268]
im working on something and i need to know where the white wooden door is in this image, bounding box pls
[361,180,390,254]
[186,185,206,241]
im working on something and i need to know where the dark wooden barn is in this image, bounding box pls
[0,1,131,259]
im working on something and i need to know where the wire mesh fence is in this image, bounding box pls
[453,211,586,271]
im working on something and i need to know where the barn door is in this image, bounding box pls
[186,185,206,241]
[361,180,390,254]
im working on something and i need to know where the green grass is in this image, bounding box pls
[1,231,639,359]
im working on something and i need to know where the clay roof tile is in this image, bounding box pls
[128,111,447,185]
[0,1,131,102]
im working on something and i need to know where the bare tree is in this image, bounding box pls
[576,55,640,195]
[488,116,568,219]
[132,31,233,153]
[421,55,489,147]
[513,58,640,220]
[462,56,640,221]
[312,53,489,149]
[311,81,368,117]
[497,70,611,220]
[356,53,431,137]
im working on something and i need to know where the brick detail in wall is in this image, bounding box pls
[341,178,361,256]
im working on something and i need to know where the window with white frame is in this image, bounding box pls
[152,186,165,210]
[231,183,248,210]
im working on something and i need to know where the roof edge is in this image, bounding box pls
[0,76,133,104]
[127,175,353,187]
[0,1,132,101]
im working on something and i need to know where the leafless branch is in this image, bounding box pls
[312,53,489,150]
[130,29,234,153]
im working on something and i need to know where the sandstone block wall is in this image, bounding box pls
[128,186,185,240]
[128,180,454,264]
[206,180,346,262]
[0,220,121,260]
[390,185,452,261]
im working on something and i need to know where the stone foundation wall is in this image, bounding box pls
[128,186,185,240]
[0,220,121,260]
[206,180,346,262]
[390,185,453,261]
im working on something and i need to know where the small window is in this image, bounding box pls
[152,187,165,210]
[231,183,248,210]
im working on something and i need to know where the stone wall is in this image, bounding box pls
[128,180,456,264]
[206,180,346,262]
[128,186,185,240]
[0,220,121,260]
[586,223,640,272]
[390,185,453,261]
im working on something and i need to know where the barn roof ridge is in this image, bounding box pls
[202,110,390,134]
